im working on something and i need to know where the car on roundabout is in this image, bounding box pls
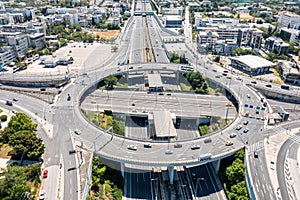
[144,143,152,148]
[127,145,137,151]
[190,145,200,150]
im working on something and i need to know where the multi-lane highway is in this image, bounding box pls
[81,90,237,119]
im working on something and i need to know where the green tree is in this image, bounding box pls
[178,28,184,34]
[199,125,209,136]
[59,38,68,46]
[0,164,30,199]
[104,75,118,90]
[1,113,37,143]
[8,130,45,160]
[231,181,249,199]
[234,149,245,160]
[226,158,245,184]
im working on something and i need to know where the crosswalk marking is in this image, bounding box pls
[288,134,300,144]
[248,140,265,153]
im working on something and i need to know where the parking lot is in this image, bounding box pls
[10,42,113,76]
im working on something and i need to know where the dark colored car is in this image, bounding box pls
[43,170,48,178]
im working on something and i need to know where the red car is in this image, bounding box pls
[43,170,48,179]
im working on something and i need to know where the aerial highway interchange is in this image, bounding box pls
[1,0,300,199]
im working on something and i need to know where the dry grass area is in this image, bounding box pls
[0,144,13,159]
[93,30,120,40]
[238,13,262,21]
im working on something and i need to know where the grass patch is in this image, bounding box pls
[198,117,228,136]
[115,83,128,89]
[269,68,284,84]
[84,111,125,136]
[180,83,192,91]
[0,143,13,159]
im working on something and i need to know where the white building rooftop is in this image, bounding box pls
[153,111,177,138]
[230,55,275,69]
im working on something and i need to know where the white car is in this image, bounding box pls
[127,145,137,151]
[39,190,45,200]
[236,125,242,130]
[230,133,237,138]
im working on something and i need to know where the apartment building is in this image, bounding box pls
[277,11,300,29]
[0,46,16,66]
[29,33,45,49]
[277,61,300,84]
[265,37,289,55]
[194,17,239,28]
[162,8,183,17]
[280,27,300,44]
[8,34,29,57]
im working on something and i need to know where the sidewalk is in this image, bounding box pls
[264,127,300,200]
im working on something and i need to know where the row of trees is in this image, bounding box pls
[185,71,209,94]
[0,113,44,160]
[87,157,122,200]
[219,149,249,199]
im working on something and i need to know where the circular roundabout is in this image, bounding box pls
[74,62,266,167]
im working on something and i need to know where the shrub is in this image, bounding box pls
[0,115,7,122]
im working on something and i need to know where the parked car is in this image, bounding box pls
[230,133,237,138]
[43,170,48,178]
[39,190,45,200]
[254,151,259,158]
[265,84,272,88]
[243,121,249,125]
